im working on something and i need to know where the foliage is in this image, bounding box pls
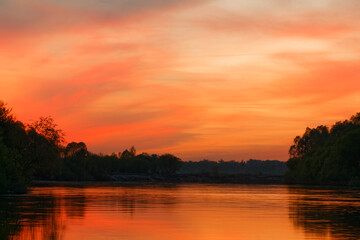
[0,100,185,189]
[0,101,63,192]
[285,113,360,185]
[61,142,90,181]
[0,101,31,193]
[178,159,287,176]
[157,154,182,175]
[1,99,289,193]
[27,129,61,180]
[0,132,28,193]
[0,101,14,124]
[58,143,182,181]
[28,116,65,147]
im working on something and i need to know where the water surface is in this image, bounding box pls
[1,184,359,240]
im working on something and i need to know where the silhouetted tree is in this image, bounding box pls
[61,142,89,180]
[289,125,329,159]
[25,117,65,180]
[285,113,360,185]
[65,142,87,158]
[120,146,136,160]
[0,102,31,193]
[0,101,14,124]
[27,128,60,180]
[157,154,182,176]
[28,116,65,147]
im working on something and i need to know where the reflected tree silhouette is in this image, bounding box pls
[288,187,360,239]
[0,198,21,240]
[0,194,74,240]
[0,195,64,240]
[63,195,86,218]
[0,185,179,239]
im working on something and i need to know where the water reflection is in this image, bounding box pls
[0,184,180,240]
[288,187,360,240]
[1,184,360,240]
[0,194,64,240]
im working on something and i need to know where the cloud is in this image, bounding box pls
[0,0,208,33]
[267,54,360,102]
[1,0,360,161]
[194,8,359,40]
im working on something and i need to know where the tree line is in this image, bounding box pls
[179,159,287,176]
[285,112,360,185]
[0,100,290,193]
[0,101,182,193]
[7,100,357,192]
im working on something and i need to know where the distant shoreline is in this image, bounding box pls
[31,181,360,191]
[32,174,284,186]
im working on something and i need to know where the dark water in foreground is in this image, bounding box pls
[1,184,360,240]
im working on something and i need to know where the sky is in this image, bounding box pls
[1,0,360,161]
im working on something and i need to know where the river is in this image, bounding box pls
[1,184,359,240]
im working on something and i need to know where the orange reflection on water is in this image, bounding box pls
[2,184,360,240]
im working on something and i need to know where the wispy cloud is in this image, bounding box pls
[1,0,360,160]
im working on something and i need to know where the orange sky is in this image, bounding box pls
[1,0,360,161]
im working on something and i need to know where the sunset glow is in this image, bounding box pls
[1,0,360,160]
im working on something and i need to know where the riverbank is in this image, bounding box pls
[32,173,284,186]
